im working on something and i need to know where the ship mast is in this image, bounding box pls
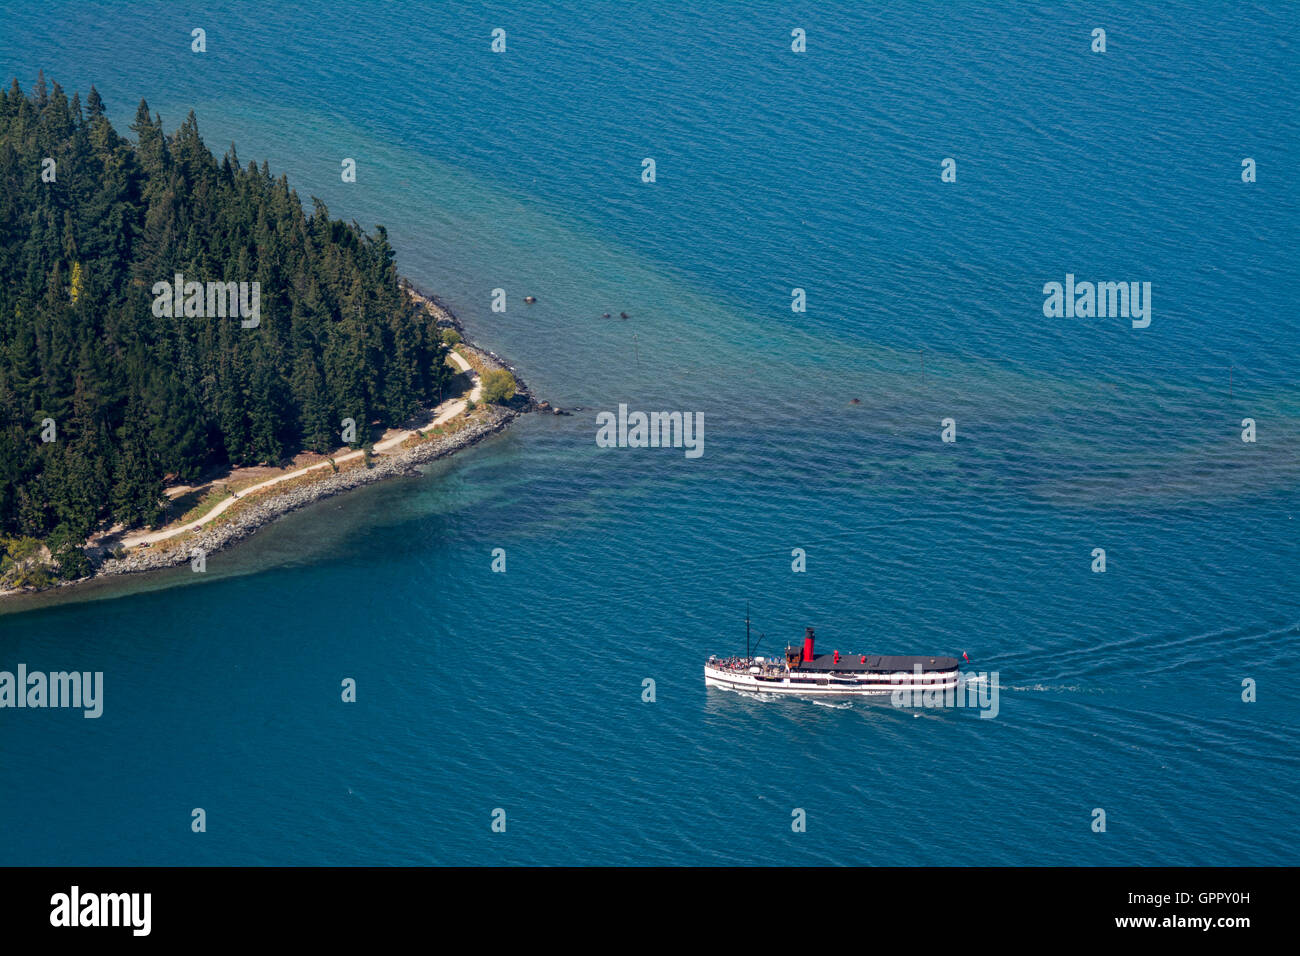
[745,603,751,660]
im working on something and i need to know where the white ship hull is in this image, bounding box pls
[704,663,959,697]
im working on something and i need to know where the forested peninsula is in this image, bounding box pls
[0,76,515,591]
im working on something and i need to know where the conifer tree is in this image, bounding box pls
[0,77,453,562]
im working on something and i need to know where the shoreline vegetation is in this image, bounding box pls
[2,285,538,597]
[0,76,550,598]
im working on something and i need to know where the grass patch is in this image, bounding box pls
[452,345,492,379]
[174,487,233,525]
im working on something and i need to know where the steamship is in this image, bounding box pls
[704,626,960,697]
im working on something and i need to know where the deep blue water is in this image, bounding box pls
[1,1,1297,865]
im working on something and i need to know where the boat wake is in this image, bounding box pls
[724,687,856,709]
[733,689,782,703]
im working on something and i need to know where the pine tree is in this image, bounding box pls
[111,391,165,527]
[1,78,450,568]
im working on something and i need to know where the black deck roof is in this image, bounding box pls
[796,652,960,673]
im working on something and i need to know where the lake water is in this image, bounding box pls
[1,0,1297,865]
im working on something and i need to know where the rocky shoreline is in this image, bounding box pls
[4,283,536,596]
[96,405,520,578]
[404,281,539,401]
[404,282,576,417]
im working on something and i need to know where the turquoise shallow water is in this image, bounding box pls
[1,1,1297,865]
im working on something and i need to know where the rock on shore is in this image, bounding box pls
[98,407,519,578]
[4,281,538,596]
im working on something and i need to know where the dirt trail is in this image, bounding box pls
[120,351,482,548]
